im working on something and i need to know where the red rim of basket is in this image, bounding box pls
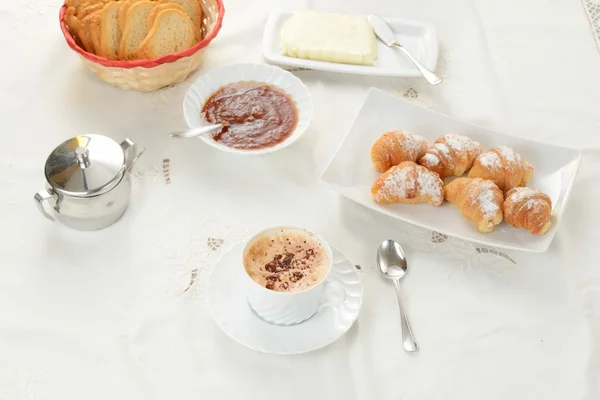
[59,0,224,69]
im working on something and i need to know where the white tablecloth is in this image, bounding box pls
[1,0,600,399]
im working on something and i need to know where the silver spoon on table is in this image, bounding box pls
[170,122,229,139]
[368,15,442,85]
[377,239,419,352]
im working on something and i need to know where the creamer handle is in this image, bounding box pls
[121,138,145,172]
[34,189,58,221]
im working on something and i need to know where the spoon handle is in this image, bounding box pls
[170,124,224,139]
[391,43,442,85]
[393,279,418,352]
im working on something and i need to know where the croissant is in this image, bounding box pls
[371,161,444,206]
[445,177,504,233]
[418,134,483,177]
[503,188,552,235]
[468,146,534,192]
[370,131,428,173]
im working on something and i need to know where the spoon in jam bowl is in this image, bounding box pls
[377,239,419,352]
[170,121,229,139]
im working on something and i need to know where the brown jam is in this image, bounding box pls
[201,81,299,150]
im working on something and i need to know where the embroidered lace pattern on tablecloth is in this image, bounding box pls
[385,49,452,109]
[160,220,249,298]
[132,158,172,184]
[582,0,600,54]
[400,226,519,275]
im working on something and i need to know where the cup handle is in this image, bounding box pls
[34,189,58,221]
[318,281,347,311]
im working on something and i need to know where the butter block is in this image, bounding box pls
[280,11,378,66]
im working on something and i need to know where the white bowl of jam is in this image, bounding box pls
[183,63,313,154]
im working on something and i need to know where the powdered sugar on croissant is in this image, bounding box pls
[468,146,534,192]
[418,134,483,177]
[445,177,504,233]
[370,131,429,173]
[503,187,552,235]
[371,161,444,206]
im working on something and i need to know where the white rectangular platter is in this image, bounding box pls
[320,88,582,252]
[262,11,439,77]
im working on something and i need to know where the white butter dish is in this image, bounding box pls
[263,10,439,77]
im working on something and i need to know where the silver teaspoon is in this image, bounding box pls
[377,239,418,352]
[170,122,229,139]
[367,15,442,85]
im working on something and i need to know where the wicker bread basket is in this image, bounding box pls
[59,0,224,91]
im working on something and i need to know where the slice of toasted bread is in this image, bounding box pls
[73,0,110,15]
[65,6,80,36]
[158,0,202,41]
[77,2,104,19]
[79,10,101,53]
[146,3,185,31]
[118,0,144,32]
[68,0,85,9]
[78,25,94,52]
[99,1,122,59]
[118,0,156,59]
[84,9,103,54]
[75,8,97,53]
[137,8,195,59]
[65,6,89,50]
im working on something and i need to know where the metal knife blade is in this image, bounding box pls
[367,15,398,47]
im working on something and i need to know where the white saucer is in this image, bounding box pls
[207,242,363,355]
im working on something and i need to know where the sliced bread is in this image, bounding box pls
[158,0,202,41]
[77,2,104,19]
[73,0,111,14]
[118,0,156,59]
[146,3,185,31]
[84,9,103,53]
[137,8,195,59]
[118,0,147,32]
[65,7,93,52]
[99,1,122,59]
[67,0,88,10]
[64,6,81,36]
[79,10,102,53]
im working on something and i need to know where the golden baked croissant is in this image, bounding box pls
[370,131,428,173]
[503,187,552,235]
[468,146,534,192]
[371,161,444,206]
[445,177,504,233]
[418,134,483,177]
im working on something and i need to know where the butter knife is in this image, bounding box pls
[368,15,442,85]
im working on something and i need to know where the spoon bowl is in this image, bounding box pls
[377,239,408,279]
